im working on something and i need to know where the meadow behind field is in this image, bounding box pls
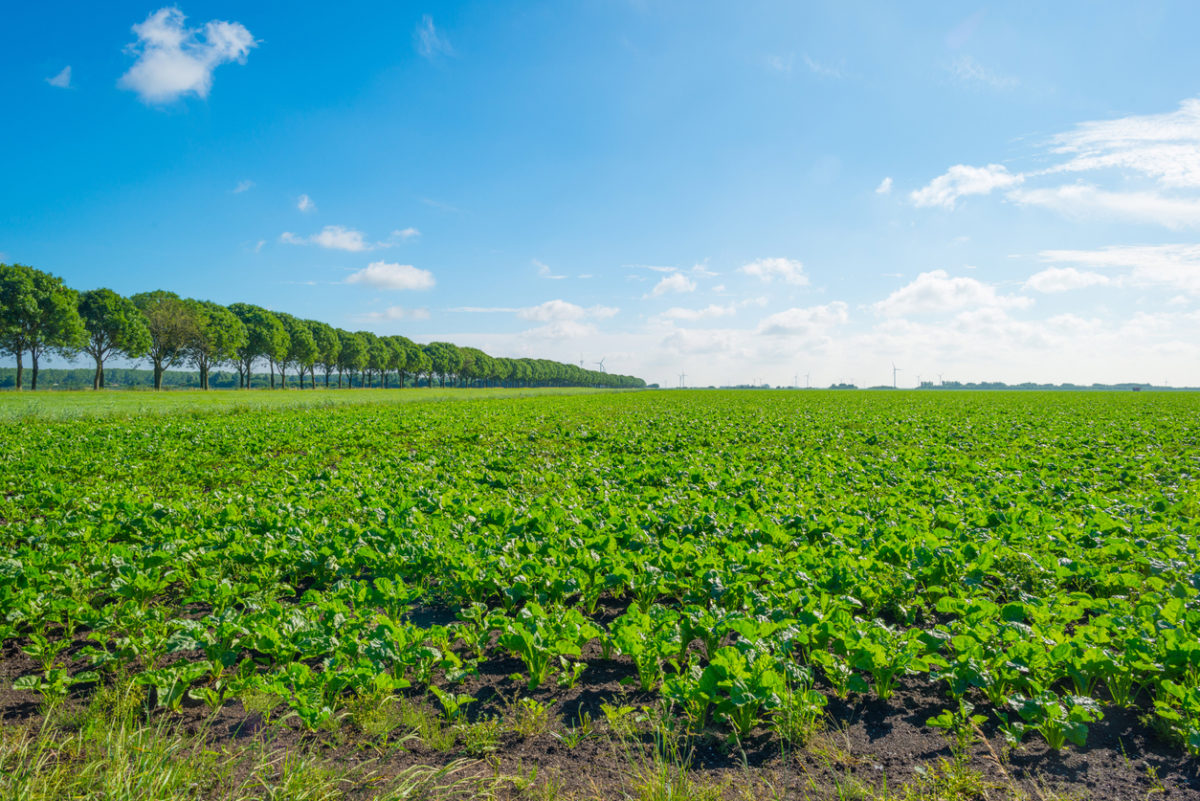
[0,385,627,421]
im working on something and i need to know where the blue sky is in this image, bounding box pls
[4,1,1200,386]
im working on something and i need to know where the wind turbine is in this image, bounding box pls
[678,372,687,388]
[594,358,606,373]
[892,362,902,389]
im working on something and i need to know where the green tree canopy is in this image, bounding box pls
[336,329,366,387]
[275,313,317,388]
[183,300,247,390]
[132,290,199,390]
[0,265,87,390]
[78,288,151,390]
[424,341,463,388]
[229,303,288,389]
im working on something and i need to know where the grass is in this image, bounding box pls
[0,386,631,421]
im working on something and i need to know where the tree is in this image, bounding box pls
[309,320,340,388]
[0,266,87,390]
[276,313,317,389]
[0,264,38,390]
[336,330,366,387]
[132,291,199,390]
[424,341,463,388]
[367,334,390,388]
[78,288,151,390]
[183,300,246,390]
[229,303,288,389]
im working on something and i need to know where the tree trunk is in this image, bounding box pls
[153,360,164,390]
[93,357,102,391]
[13,352,22,391]
[31,355,40,390]
[99,365,105,389]
[337,370,342,388]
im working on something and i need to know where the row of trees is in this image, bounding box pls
[0,264,646,391]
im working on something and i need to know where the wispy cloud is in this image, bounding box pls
[910,164,1022,209]
[232,179,254,194]
[875,177,893,195]
[1023,267,1110,293]
[949,55,1017,91]
[357,306,431,321]
[535,259,566,280]
[803,55,844,79]
[280,225,372,252]
[393,227,420,240]
[739,257,809,286]
[913,97,1200,228]
[1039,244,1200,295]
[345,261,436,291]
[46,66,71,89]
[118,7,256,103]
[415,15,453,60]
[297,194,315,213]
[517,300,618,322]
[420,197,459,212]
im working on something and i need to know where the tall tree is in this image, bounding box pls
[229,303,288,389]
[78,288,151,390]
[308,320,339,388]
[183,300,246,390]
[336,330,366,387]
[0,264,38,390]
[424,341,463,388]
[276,313,317,389]
[367,334,390,388]
[132,291,198,390]
[2,266,87,390]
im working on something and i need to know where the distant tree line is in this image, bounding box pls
[0,264,646,391]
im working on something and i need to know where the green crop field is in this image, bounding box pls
[1,389,1198,800]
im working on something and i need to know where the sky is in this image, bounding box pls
[4,1,1200,387]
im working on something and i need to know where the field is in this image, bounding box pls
[0,389,1198,800]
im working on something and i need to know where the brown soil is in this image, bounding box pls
[1,631,1196,800]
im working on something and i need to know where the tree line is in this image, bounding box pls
[0,264,646,391]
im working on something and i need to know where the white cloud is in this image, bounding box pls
[359,306,431,321]
[346,261,436,291]
[647,273,697,297]
[253,239,265,253]
[517,300,618,322]
[659,304,738,321]
[118,7,255,103]
[1008,184,1200,229]
[910,164,1023,209]
[46,66,71,89]
[757,302,849,336]
[914,97,1200,229]
[415,15,453,59]
[393,227,420,240]
[232,179,254,193]
[949,56,1017,90]
[873,270,1033,317]
[535,260,566,280]
[1046,98,1200,188]
[1038,244,1200,295]
[280,225,371,252]
[297,194,315,213]
[1023,267,1110,293]
[875,177,893,195]
[312,225,368,251]
[739,257,809,286]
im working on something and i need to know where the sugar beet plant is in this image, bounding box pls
[0,390,1198,755]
